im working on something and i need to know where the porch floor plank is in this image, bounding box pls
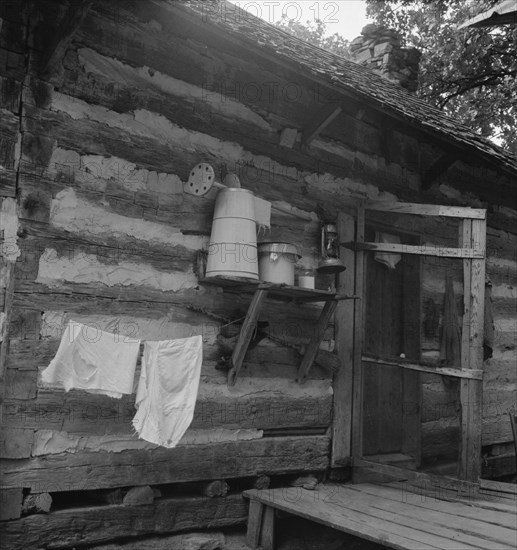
[244,483,516,550]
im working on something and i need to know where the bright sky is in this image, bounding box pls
[228,0,371,40]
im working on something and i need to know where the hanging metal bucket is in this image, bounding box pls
[205,188,258,279]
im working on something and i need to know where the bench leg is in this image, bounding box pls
[261,505,275,550]
[246,500,264,548]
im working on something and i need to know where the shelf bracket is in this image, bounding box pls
[297,300,338,384]
[227,289,268,386]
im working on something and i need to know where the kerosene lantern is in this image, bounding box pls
[316,222,346,274]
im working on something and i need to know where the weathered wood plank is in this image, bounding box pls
[0,493,248,550]
[245,484,500,550]
[0,435,330,491]
[362,356,483,379]
[351,204,365,458]
[332,212,355,466]
[354,459,480,494]
[365,202,485,220]
[401,252,422,465]
[246,499,264,548]
[459,218,486,482]
[260,505,275,550]
[345,241,485,259]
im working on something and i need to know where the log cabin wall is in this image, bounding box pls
[0,0,515,545]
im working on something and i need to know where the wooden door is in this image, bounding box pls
[332,201,486,483]
[362,238,420,457]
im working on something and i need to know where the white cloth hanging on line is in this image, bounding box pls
[132,335,203,448]
[41,321,141,399]
[374,232,402,269]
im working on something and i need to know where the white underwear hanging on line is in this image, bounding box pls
[41,321,141,399]
[132,335,203,448]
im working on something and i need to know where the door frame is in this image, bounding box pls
[332,200,486,483]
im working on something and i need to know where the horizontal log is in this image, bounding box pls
[17,158,213,230]
[16,221,198,276]
[2,379,332,435]
[0,435,330,491]
[93,533,226,550]
[11,282,325,344]
[0,493,248,549]
[365,201,486,219]
[5,336,331,379]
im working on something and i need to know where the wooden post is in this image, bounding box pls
[458,218,485,482]
[246,499,264,548]
[351,203,365,460]
[260,505,275,550]
[331,212,356,466]
[401,253,422,467]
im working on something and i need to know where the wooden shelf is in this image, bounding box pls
[200,276,358,303]
[200,276,351,385]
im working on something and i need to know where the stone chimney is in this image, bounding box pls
[350,24,421,92]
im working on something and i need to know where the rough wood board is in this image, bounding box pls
[349,242,484,259]
[246,499,264,548]
[0,436,330,491]
[459,218,486,482]
[351,204,365,458]
[362,356,482,379]
[332,212,355,465]
[343,483,517,543]
[354,459,480,494]
[244,484,514,550]
[0,494,247,549]
[401,252,422,464]
[365,202,486,219]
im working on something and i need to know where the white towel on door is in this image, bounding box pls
[374,232,402,269]
[41,321,141,398]
[132,335,203,448]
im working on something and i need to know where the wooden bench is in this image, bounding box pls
[243,483,517,550]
